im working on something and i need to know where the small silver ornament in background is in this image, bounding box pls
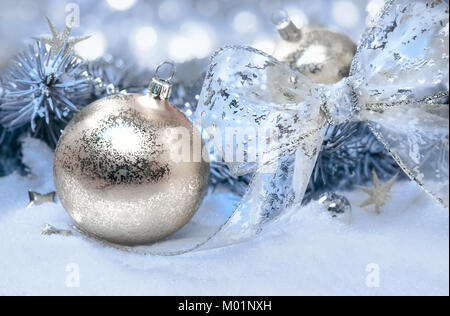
[271,9,356,84]
[54,62,210,246]
[317,192,352,222]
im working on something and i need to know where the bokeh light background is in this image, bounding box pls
[0,0,382,70]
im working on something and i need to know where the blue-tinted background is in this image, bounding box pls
[0,0,376,70]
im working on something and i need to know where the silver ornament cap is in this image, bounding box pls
[148,61,175,99]
[271,9,301,42]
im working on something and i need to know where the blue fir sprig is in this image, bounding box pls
[209,161,252,195]
[303,121,404,202]
[0,41,90,147]
[86,57,150,98]
[0,125,28,176]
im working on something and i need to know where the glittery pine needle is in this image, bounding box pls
[32,17,90,59]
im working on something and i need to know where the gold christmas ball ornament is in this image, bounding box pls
[54,62,210,245]
[271,10,357,84]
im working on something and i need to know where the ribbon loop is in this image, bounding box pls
[197,46,326,177]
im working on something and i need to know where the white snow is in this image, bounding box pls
[0,138,448,295]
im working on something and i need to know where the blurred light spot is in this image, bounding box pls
[130,26,160,67]
[75,31,107,60]
[132,26,158,51]
[252,37,275,54]
[332,1,360,28]
[285,7,309,28]
[196,0,218,16]
[107,0,136,11]
[169,36,191,61]
[233,11,258,34]
[158,0,181,21]
[169,22,214,62]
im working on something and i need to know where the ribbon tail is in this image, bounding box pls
[292,129,326,204]
[243,122,327,229]
[363,102,449,209]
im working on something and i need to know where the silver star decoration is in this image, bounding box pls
[32,17,90,58]
[356,170,398,214]
[41,224,73,236]
[27,190,57,208]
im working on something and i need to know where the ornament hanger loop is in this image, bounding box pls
[271,8,289,26]
[271,8,301,42]
[155,61,176,82]
[149,61,175,99]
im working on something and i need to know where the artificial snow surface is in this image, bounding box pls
[0,138,448,296]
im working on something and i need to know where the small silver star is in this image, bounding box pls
[42,224,73,236]
[27,190,57,208]
[356,170,398,214]
[32,17,90,58]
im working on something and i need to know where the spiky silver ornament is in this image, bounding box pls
[0,41,90,147]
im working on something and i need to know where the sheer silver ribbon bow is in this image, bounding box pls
[195,0,449,239]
